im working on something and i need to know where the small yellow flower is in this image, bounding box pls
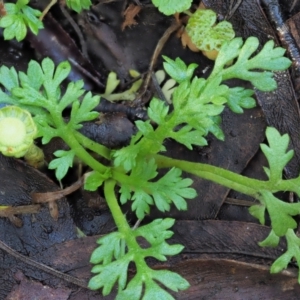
[0,106,37,158]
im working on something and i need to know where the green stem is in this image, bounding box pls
[49,107,109,174]
[61,129,108,174]
[73,131,111,160]
[104,179,131,229]
[154,154,267,197]
[183,10,193,16]
[104,180,149,272]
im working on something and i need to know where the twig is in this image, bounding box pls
[32,178,83,203]
[225,0,243,20]
[59,0,88,58]
[39,0,57,21]
[134,20,181,106]
[290,0,298,12]
[68,57,105,88]
[132,219,141,230]
[0,205,41,227]
[0,205,41,216]
[224,197,257,207]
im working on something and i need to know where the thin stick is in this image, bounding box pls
[68,57,105,88]
[145,21,181,91]
[134,21,181,105]
[59,0,89,58]
[225,0,243,20]
[0,205,41,217]
[290,0,298,12]
[224,197,257,207]
[32,178,83,203]
[39,0,57,21]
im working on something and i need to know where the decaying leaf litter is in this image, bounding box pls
[1,0,300,299]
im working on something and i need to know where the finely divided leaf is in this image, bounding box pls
[145,241,184,260]
[163,56,197,83]
[151,270,190,292]
[147,97,169,125]
[0,58,100,143]
[195,76,228,108]
[170,76,227,144]
[19,60,44,90]
[131,190,154,219]
[261,191,300,236]
[0,16,25,40]
[206,116,225,140]
[225,87,256,113]
[260,127,293,182]
[112,139,141,172]
[258,230,280,248]
[152,168,196,212]
[171,80,191,111]
[0,1,43,41]
[135,120,155,136]
[90,232,125,265]
[119,158,157,219]
[0,65,19,91]
[13,84,49,107]
[271,252,292,274]
[42,59,71,100]
[52,61,72,89]
[143,281,176,300]
[169,126,208,149]
[247,39,291,71]
[270,229,300,283]
[20,2,44,35]
[84,170,110,191]
[249,204,265,225]
[120,159,196,219]
[116,275,143,300]
[69,92,100,129]
[33,114,58,143]
[66,0,92,13]
[58,80,85,111]
[212,37,292,91]
[134,218,175,244]
[48,150,75,180]
[89,218,188,298]
[89,256,130,295]
[0,66,21,106]
[213,38,244,69]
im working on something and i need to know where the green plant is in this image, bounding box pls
[0,0,92,41]
[0,34,298,298]
[0,105,37,157]
[101,70,143,101]
[65,0,92,13]
[185,9,235,59]
[0,0,299,299]
[152,0,193,16]
[0,0,43,41]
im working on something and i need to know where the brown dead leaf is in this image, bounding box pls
[122,4,141,31]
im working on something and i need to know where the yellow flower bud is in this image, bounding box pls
[0,106,37,158]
